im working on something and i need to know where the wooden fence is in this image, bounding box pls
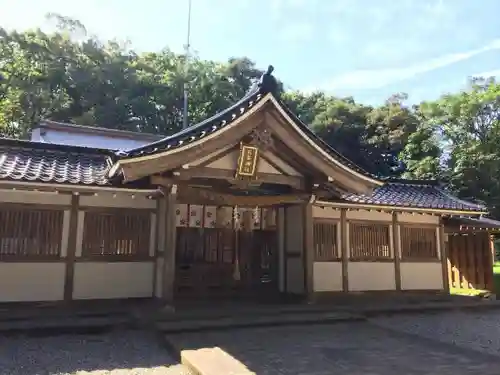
[447,232,495,291]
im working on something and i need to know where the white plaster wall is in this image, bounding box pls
[79,193,156,209]
[313,262,343,292]
[398,212,440,225]
[286,258,304,294]
[285,205,304,294]
[32,128,156,150]
[0,263,65,302]
[348,262,396,291]
[346,210,392,221]
[0,189,71,205]
[73,262,154,299]
[312,206,341,219]
[155,257,164,298]
[277,207,285,292]
[401,262,443,290]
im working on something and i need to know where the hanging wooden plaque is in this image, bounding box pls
[235,143,259,179]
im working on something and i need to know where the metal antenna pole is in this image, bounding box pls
[182,0,192,129]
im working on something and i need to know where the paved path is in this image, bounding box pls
[168,315,500,375]
[0,331,191,375]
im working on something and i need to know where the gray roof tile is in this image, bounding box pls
[341,181,486,212]
[0,139,112,186]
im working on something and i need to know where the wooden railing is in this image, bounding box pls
[0,207,63,259]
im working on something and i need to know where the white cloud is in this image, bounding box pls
[321,39,500,90]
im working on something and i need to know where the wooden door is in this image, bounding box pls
[174,227,278,300]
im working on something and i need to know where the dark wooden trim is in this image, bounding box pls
[349,258,394,263]
[347,219,392,225]
[0,202,71,211]
[78,206,156,214]
[314,258,342,262]
[392,212,402,291]
[162,189,178,302]
[399,222,440,228]
[283,205,288,294]
[401,258,440,263]
[340,208,348,292]
[285,252,302,258]
[0,256,63,263]
[303,203,314,299]
[75,256,155,262]
[64,194,79,301]
[152,199,161,298]
[439,221,450,293]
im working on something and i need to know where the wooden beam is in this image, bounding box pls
[303,203,314,300]
[340,208,349,292]
[161,185,178,302]
[64,194,80,301]
[177,186,310,206]
[392,212,402,291]
[172,167,305,190]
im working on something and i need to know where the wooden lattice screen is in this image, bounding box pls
[176,227,235,265]
[0,207,63,258]
[349,223,391,259]
[313,221,339,261]
[401,226,438,259]
[82,211,151,257]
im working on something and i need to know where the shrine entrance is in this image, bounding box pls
[174,205,280,301]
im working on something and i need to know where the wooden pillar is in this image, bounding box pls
[161,185,178,302]
[303,203,314,300]
[438,222,450,293]
[340,208,349,292]
[488,234,496,292]
[64,193,80,301]
[392,212,402,291]
[283,204,288,295]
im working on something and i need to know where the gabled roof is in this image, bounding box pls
[118,85,375,180]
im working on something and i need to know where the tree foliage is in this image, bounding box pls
[1,16,500,215]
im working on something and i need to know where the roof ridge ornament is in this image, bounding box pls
[258,65,279,96]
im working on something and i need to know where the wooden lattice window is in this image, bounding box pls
[82,210,151,257]
[349,222,391,260]
[0,207,63,258]
[401,226,438,259]
[313,221,339,261]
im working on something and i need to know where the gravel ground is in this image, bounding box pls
[372,310,500,357]
[0,330,191,375]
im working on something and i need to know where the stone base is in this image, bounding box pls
[181,347,255,375]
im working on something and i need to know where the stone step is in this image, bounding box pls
[156,311,364,333]
[0,315,134,336]
[181,347,254,375]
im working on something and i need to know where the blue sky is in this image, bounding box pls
[1,0,500,105]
